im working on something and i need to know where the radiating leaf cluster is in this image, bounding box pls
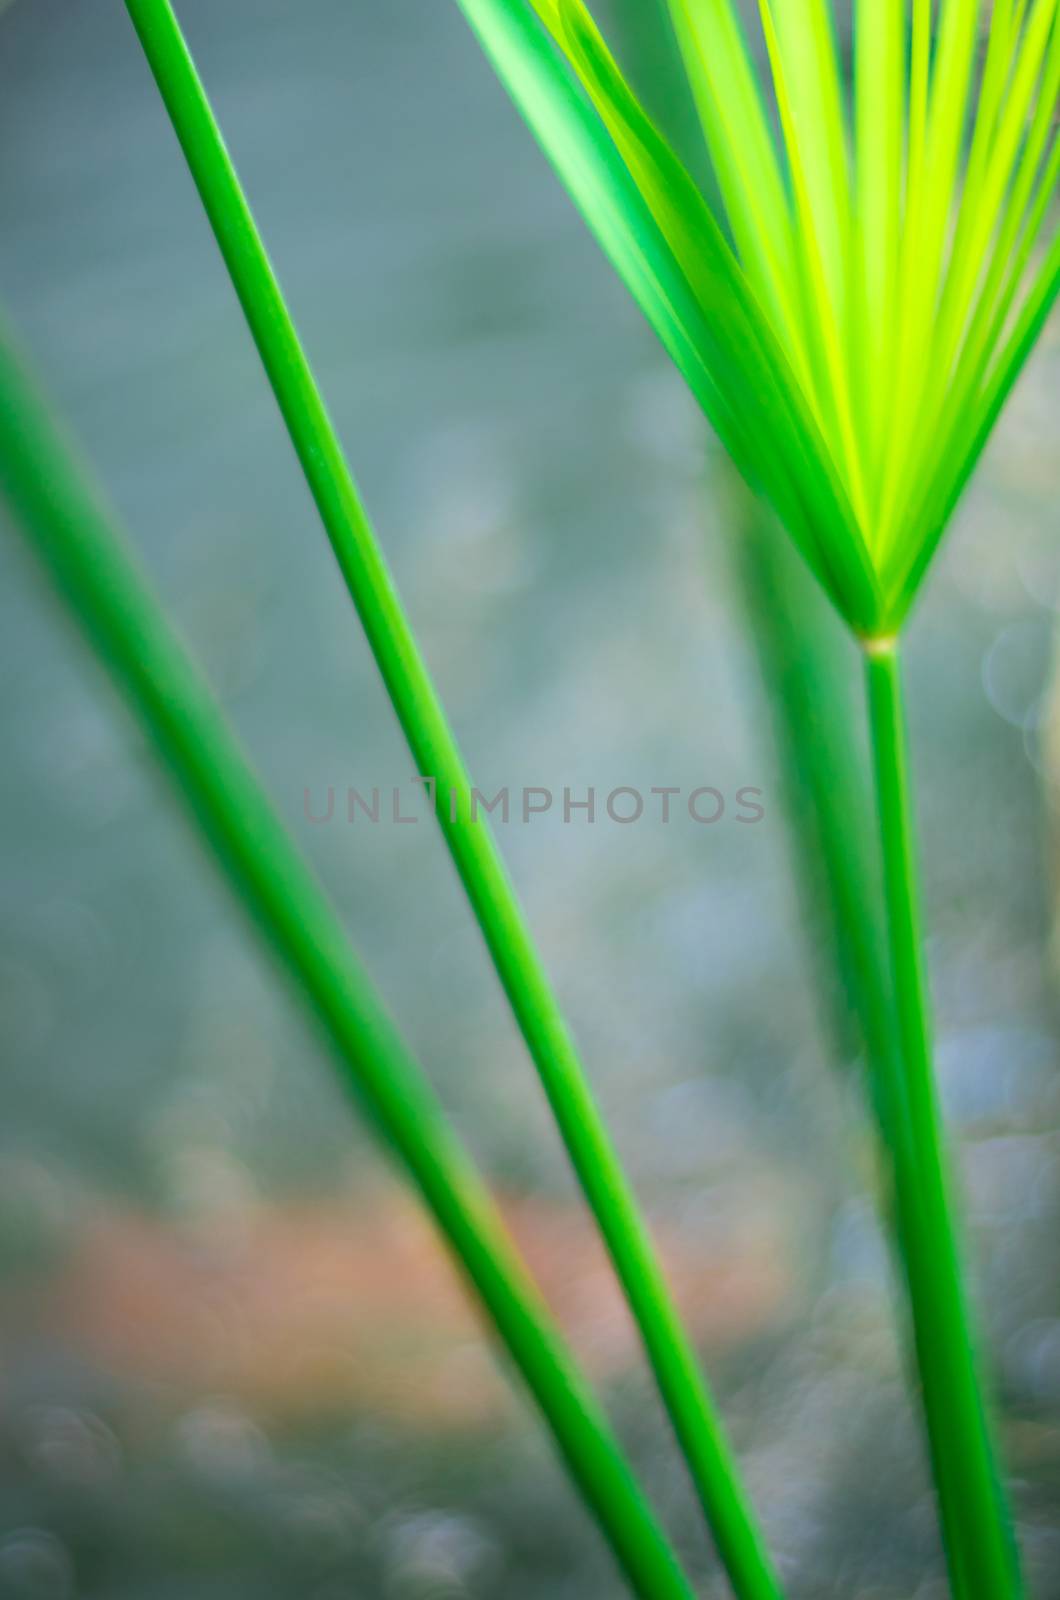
[455,0,1060,635]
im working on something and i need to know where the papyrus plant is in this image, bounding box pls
[451,1,1060,1596]
[458,0,1060,640]
[3,2,1055,1597]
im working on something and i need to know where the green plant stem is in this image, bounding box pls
[121,4,782,1595]
[863,638,1021,1600]
[0,325,700,1600]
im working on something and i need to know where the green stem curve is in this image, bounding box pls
[120,3,782,1595]
[864,637,1022,1600]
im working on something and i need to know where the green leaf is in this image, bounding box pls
[455,0,1060,636]
[663,0,804,374]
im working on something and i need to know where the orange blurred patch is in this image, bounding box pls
[12,1182,793,1431]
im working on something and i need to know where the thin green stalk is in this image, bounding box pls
[0,325,697,1600]
[863,638,1021,1600]
[121,4,782,1594]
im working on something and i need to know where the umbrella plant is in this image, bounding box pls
[449,0,1060,1595]
[1,0,1057,1597]
[456,0,1060,639]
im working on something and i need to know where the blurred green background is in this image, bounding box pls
[2,2,1060,1595]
